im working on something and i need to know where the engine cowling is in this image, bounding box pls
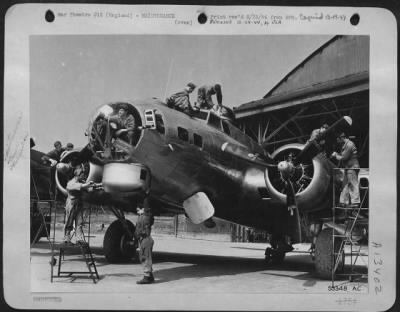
[102,162,151,194]
[265,143,332,212]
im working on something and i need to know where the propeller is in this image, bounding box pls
[272,116,353,243]
[275,154,302,242]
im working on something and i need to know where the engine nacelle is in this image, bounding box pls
[265,143,333,212]
[102,162,151,194]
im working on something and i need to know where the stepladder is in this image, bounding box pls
[52,241,99,283]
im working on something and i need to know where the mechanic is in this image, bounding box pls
[60,142,74,159]
[339,169,360,206]
[63,166,94,244]
[135,204,155,284]
[65,142,74,151]
[331,132,360,168]
[165,82,196,114]
[42,140,64,165]
[196,83,222,111]
[309,123,329,142]
[108,103,136,144]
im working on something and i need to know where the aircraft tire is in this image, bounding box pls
[314,228,344,279]
[103,220,137,263]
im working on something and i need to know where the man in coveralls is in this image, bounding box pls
[135,205,155,284]
[331,132,360,168]
[108,103,136,145]
[196,83,223,110]
[166,82,196,114]
[63,167,94,244]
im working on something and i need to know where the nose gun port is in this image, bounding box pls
[87,102,143,162]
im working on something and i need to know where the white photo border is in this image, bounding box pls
[3,4,397,311]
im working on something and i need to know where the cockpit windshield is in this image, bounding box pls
[87,102,142,162]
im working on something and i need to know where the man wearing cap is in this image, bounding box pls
[135,202,155,284]
[196,83,223,110]
[42,140,64,166]
[60,142,75,159]
[108,104,136,144]
[331,132,360,168]
[63,167,94,244]
[309,123,329,142]
[166,82,196,114]
[65,142,74,151]
[308,123,329,154]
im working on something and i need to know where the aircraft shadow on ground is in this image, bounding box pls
[146,252,318,284]
[31,243,367,285]
[262,260,368,287]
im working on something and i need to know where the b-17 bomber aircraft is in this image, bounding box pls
[31,98,362,278]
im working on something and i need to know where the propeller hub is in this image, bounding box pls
[277,160,295,179]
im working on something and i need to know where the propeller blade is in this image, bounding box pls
[295,116,353,164]
[277,163,302,243]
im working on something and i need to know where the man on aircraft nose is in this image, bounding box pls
[196,83,223,111]
[108,103,136,144]
[165,82,196,114]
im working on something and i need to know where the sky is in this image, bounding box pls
[30,34,332,151]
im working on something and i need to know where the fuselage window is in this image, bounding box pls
[177,127,189,141]
[222,120,231,135]
[193,133,203,148]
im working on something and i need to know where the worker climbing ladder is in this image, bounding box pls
[50,204,100,283]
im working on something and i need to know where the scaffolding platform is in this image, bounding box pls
[331,168,369,285]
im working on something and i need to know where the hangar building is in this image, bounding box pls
[234,35,369,168]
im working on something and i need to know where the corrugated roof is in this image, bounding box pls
[235,35,369,116]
